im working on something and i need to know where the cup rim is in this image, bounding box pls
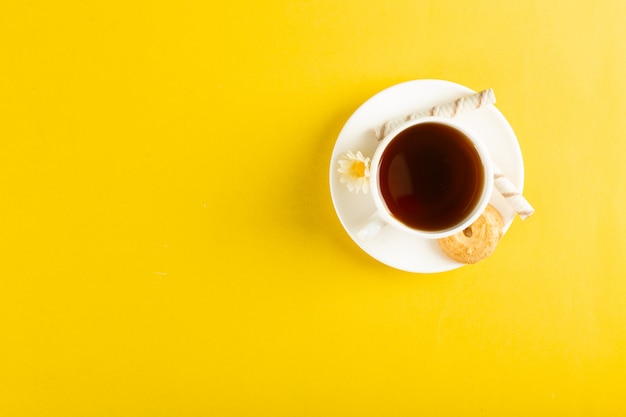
[369,116,494,239]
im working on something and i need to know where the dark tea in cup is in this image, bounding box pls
[378,122,485,231]
[360,117,493,240]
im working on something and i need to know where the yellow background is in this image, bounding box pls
[2,0,626,415]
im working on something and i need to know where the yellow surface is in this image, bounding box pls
[2,0,626,415]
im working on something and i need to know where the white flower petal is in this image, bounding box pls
[337,150,372,193]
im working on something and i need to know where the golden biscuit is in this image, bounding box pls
[437,205,504,264]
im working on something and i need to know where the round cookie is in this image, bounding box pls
[437,205,505,264]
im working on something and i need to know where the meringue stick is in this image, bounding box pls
[375,89,496,140]
[493,163,535,220]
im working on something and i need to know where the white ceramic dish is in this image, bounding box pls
[329,79,525,273]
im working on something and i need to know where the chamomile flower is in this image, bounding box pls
[337,150,371,194]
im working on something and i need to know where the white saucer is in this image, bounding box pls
[329,79,525,273]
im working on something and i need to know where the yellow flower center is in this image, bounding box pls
[350,161,366,178]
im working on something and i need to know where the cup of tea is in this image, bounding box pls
[358,117,494,240]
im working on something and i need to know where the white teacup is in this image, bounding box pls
[358,117,493,240]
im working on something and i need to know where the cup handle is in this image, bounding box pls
[357,212,387,240]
